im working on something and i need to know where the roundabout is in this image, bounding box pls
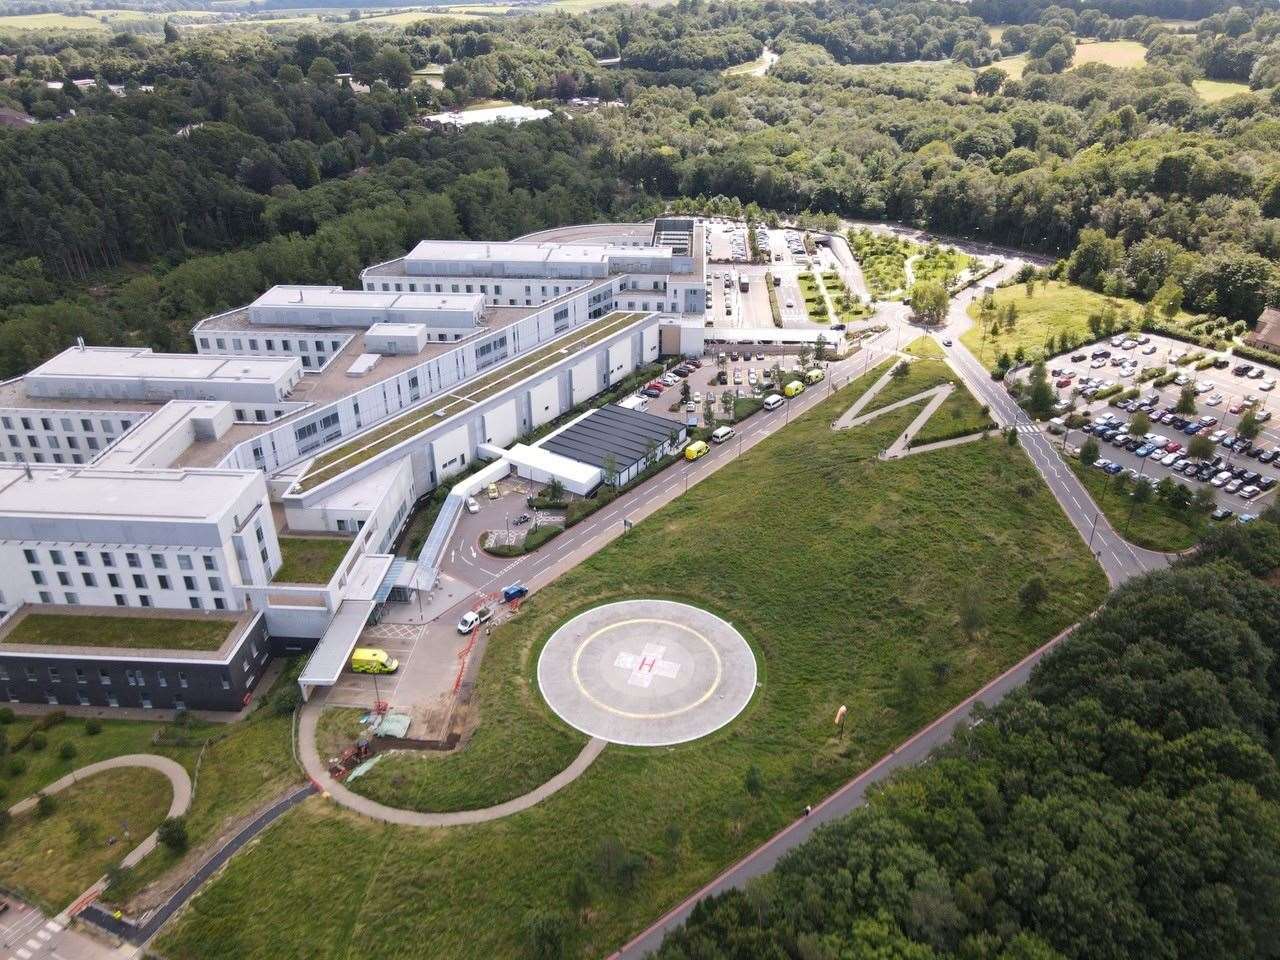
[537,599,757,747]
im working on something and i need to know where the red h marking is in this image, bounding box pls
[639,657,656,673]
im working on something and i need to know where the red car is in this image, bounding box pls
[1056,377,1073,388]
[1164,441,1182,453]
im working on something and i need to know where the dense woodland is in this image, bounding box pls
[656,516,1280,960]
[2,0,1280,362]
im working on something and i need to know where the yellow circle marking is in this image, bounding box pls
[570,618,723,720]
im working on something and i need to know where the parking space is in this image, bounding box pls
[639,352,807,427]
[706,222,750,263]
[325,620,425,707]
[1046,332,1280,516]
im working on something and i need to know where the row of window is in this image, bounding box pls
[1,451,88,465]
[31,569,224,593]
[33,590,228,610]
[5,432,102,451]
[15,688,186,709]
[0,414,133,434]
[24,547,218,572]
[199,335,344,355]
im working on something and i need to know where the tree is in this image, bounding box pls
[163,19,179,43]
[891,361,910,380]
[159,816,188,852]
[798,342,813,368]
[602,453,619,488]
[910,280,949,326]
[975,66,1007,95]
[680,380,691,404]
[374,46,413,90]
[744,764,764,798]
[1079,436,1100,467]
[720,390,735,421]
[1154,277,1184,319]
[308,56,338,86]
[813,335,827,363]
[1129,411,1150,436]
[1023,361,1055,417]
[545,477,566,503]
[1238,408,1261,441]
[1132,477,1153,504]
[702,394,715,424]
[1188,434,1215,461]
[1191,485,1216,514]
[1175,386,1197,415]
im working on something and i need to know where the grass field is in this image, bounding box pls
[914,388,996,446]
[849,230,918,299]
[962,280,1194,371]
[1073,39,1148,69]
[1066,459,1205,551]
[0,10,150,30]
[1,613,233,651]
[912,246,973,287]
[0,662,302,910]
[0,768,171,912]
[274,536,353,584]
[1193,78,1251,102]
[158,363,1106,960]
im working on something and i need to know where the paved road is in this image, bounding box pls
[935,267,1171,586]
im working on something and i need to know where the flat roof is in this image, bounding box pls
[505,443,599,486]
[93,400,230,469]
[423,105,552,126]
[252,285,483,314]
[295,310,652,492]
[298,597,377,687]
[0,605,256,661]
[541,404,684,470]
[0,376,156,414]
[27,346,298,385]
[0,463,259,521]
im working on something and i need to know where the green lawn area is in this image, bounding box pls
[912,246,973,287]
[912,388,996,446]
[274,536,353,584]
[903,336,945,359]
[797,272,830,323]
[0,768,171,912]
[861,353,954,416]
[962,280,1194,371]
[822,272,873,323]
[1193,78,1251,102]
[157,362,1106,960]
[0,664,301,909]
[1,614,233,651]
[1066,459,1205,552]
[849,229,919,299]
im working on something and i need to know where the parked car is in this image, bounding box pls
[466,497,479,514]
[1212,506,1235,521]
[502,583,529,603]
[487,483,500,500]
[457,606,494,634]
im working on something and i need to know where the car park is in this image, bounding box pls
[1212,506,1235,520]
[1103,461,1124,475]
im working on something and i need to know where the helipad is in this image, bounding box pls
[537,599,757,747]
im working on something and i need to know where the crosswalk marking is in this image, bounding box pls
[43,922,61,933]
[16,948,31,959]
[35,930,49,941]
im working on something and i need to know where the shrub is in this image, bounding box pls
[35,792,55,817]
[29,732,47,751]
[158,816,188,853]
[84,718,102,736]
[8,757,27,776]
[59,741,77,761]
[0,708,13,724]
[272,685,303,717]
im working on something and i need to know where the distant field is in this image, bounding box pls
[1194,78,1251,102]
[0,11,139,30]
[995,40,1147,81]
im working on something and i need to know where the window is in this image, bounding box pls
[214,597,226,610]
[75,667,86,684]
[178,671,188,689]
[203,556,216,571]
[64,592,78,604]
[157,671,167,688]
[108,573,120,588]
[178,555,192,571]
[74,551,88,566]
[220,671,231,690]
[189,596,201,610]
[151,553,166,569]
[30,570,44,586]
[77,691,90,706]
[199,337,210,349]
[158,575,170,590]
[22,549,35,564]
[49,550,63,565]
[48,667,60,683]
[126,553,141,568]
[56,571,70,586]
[38,590,52,604]
[183,576,196,591]
[139,595,152,608]
[107,692,118,707]
[114,594,126,606]
[209,576,222,592]
[100,552,114,567]
[82,572,96,587]
[132,574,146,589]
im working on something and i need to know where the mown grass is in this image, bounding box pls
[913,388,996,446]
[912,246,972,287]
[1066,459,1205,552]
[274,536,353,584]
[1193,78,1251,102]
[158,363,1105,960]
[0,767,171,912]
[860,355,954,416]
[903,336,945,359]
[797,272,829,323]
[962,280,1194,371]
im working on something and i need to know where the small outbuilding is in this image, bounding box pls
[1245,306,1280,354]
[536,404,687,489]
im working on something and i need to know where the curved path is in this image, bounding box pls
[8,754,191,872]
[7,754,192,926]
[297,698,607,826]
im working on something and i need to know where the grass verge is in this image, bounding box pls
[1065,458,1205,552]
[157,362,1105,960]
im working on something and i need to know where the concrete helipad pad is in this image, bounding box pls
[537,599,757,747]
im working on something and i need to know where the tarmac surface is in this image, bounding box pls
[537,600,757,747]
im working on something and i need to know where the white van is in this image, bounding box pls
[711,426,736,444]
[763,393,785,411]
